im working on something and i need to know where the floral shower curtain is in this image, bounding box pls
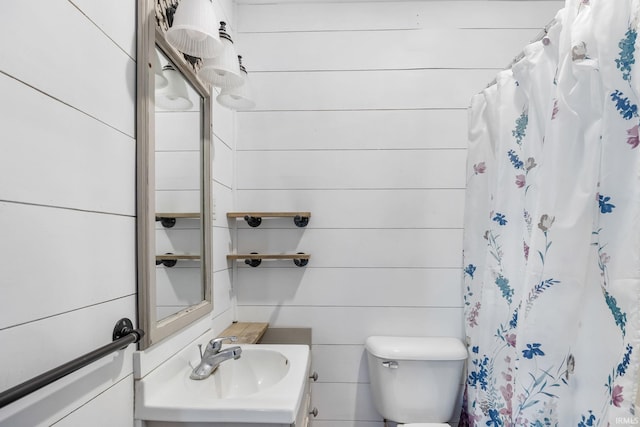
[461,1,640,425]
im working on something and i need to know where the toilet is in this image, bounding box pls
[365,336,468,426]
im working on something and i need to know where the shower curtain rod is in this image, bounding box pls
[484,18,557,89]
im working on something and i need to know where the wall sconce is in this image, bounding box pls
[216,56,255,110]
[154,49,169,89]
[198,22,243,88]
[156,65,194,111]
[165,0,223,58]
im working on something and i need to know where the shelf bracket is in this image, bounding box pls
[245,252,262,267]
[156,254,177,268]
[244,215,262,228]
[293,253,309,267]
[293,215,310,228]
[155,216,177,228]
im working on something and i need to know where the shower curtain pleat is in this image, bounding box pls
[461,1,640,425]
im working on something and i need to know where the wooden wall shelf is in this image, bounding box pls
[155,254,200,268]
[155,213,200,228]
[227,211,311,228]
[227,253,310,267]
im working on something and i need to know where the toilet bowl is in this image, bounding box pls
[365,336,467,425]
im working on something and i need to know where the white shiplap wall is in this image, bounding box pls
[234,1,563,426]
[0,0,239,425]
[0,0,137,425]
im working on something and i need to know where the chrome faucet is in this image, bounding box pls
[190,336,242,380]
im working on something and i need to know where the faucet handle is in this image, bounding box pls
[208,336,238,352]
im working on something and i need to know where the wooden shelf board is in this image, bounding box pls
[218,322,269,344]
[227,253,310,260]
[156,254,201,260]
[227,212,311,219]
[156,213,200,219]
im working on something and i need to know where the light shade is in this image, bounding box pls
[165,0,223,58]
[156,65,194,111]
[154,49,168,89]
[216,56,256,110]
[198,22,243,88]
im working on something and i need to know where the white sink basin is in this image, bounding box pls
[198,348,290,399]
[135,341,310,424]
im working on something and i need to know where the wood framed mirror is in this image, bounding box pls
[137,0,213,349]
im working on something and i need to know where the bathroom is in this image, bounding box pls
[2,0,637,426]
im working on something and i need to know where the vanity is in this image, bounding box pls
[135,329,314,427]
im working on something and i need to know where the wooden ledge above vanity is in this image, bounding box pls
[218,322,269,344]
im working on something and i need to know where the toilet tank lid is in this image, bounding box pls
[365,336,468,361]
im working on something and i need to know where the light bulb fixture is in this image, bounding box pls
[165,0,223,58]
[198,22,243,88]
[154,49,168,89]
[156,65,194,111]
[216,56,256,110]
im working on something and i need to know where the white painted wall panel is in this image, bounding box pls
[236,267,463,307]
[237,306,464,344]
[212,269,234,317]
[0,296,136,408]
[237,109,468,151]
[250,69,496,111]
[213,136,235,188]
[235,189,464,229]
[156,112,202,151]
[0,202,136,330]
[156,227,201,255]
[156,190,200,213]
[156,266,203,307]
[239,29,536,71]
[312,345,370,384]
[213,96,237,146]
[235,228,463,268]
[311,382,380,422]
[214,224,234,273]
[237,150,466,190]
[0,0,136,136]
[53,375,134,427]
[68,0,137,59]
[213,183,234,228]
[237,1,562,32]
[0,0,138,424]
[156,152,200,191]
[0,73,135,216]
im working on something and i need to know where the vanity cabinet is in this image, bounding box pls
[142,369,315,427]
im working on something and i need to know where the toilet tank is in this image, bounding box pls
[365,336,468,424]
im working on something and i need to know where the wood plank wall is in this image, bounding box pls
[0,0,137,424]
[0,0,237,424]
[211,0,239,337]
[233,1,563,426]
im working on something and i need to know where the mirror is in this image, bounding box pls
[137,0,213,349]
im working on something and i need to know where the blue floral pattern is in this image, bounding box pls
[512,109,529,146]
[611,89,638,119]
[616,28,637,81]
[462,5,640,427]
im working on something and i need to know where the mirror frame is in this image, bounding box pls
[137,0,213,349]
